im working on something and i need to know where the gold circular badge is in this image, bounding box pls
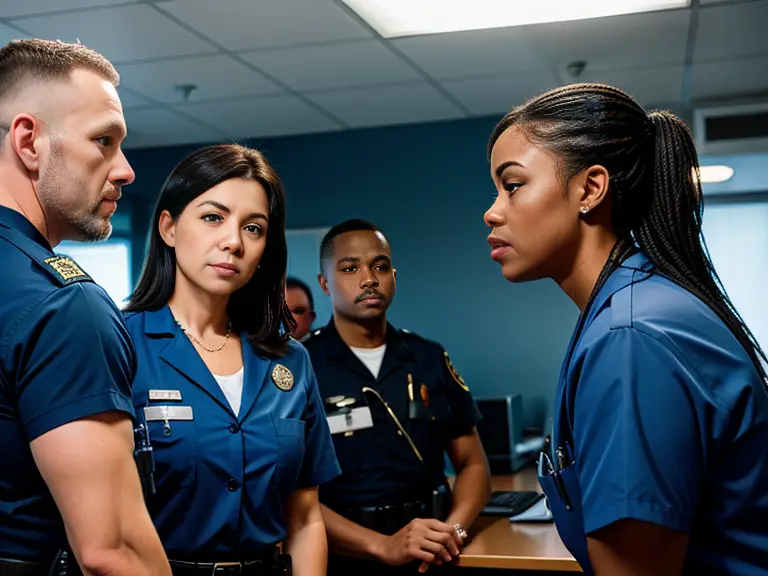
[272,364,294,391]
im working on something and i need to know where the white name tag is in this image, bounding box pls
[327,406,373,435]
[144,405,194,422]
[148,389,182,402]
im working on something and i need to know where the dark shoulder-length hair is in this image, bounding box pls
[124,144,294,358]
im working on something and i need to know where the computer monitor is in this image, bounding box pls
[476,395,527,474]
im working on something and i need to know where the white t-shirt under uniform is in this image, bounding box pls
[213,366,244,416]
[349,344,386,379]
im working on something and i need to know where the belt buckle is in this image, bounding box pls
[212,561,242,575]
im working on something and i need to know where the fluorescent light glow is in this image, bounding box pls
[342,0,691,38]
[699,165,735,184]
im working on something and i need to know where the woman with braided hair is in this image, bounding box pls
[485,83,768,575]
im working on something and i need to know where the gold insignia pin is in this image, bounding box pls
[420,383,430,407]
[444,351,470,392]
[272,364,294,391]
[44,256,87,281]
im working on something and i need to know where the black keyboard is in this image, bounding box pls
[482,490,544,516]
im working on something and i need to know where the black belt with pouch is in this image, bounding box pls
[339,485,452,535]
[0,550,80,576]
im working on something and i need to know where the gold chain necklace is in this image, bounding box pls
[176,319,232,353]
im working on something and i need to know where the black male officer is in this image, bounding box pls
[0,39,168,575]
[304,219,491,575]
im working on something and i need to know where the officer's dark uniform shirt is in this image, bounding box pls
[0,206,135,561]
[303,320,481,508]
[124,306,341,559]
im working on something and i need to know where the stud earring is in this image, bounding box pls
[580,205,589,214]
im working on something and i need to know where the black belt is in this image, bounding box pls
[0,551,80,576]
[169,548,291,576]
[342,500,428,535]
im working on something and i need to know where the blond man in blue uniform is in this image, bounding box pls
[0,39,169,576]
[124,144,340,576]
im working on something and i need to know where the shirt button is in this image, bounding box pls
[228,423,239,434]
[227,479,241,492]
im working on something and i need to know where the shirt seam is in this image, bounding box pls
[613,325,734,413]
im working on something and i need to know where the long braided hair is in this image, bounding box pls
[488,83,768,385]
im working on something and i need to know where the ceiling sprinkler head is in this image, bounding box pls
[566,61,587,78]
[174,83,198,101]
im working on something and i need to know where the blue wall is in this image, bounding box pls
[124,116,579,428]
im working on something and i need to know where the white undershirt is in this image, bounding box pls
[350,344,387,379]
[213,366,245,416]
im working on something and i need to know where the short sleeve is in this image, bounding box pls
[296,347,341,488]
[10,283,136,440]
[574,327,703,535]
[439,349,482,438]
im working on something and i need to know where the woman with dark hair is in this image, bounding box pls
[124,144,340,575]
[485,84,768,575]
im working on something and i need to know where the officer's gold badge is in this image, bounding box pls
[272,364,294,391]
[444,351,470,392]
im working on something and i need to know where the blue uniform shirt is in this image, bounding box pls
[124,306,340,560]
[304,320,482,508]
[541,252,768,575]
[0,206,135,561]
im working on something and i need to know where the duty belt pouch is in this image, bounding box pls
[49,550,80,576]
[268,554,291,576]
[431,483,452,521]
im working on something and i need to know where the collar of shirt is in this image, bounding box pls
[0,205,52,251]
[323,318,415,362]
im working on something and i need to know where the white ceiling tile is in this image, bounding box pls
[441,71,560,116]
[0,0,133,18]
[160,0,372,52]
[579,65,685,106]
[692,54,768,101]
[116,88,152,109]
[308,83,464,128]
[17,4,213,63]
[117,55,283,104]
[242,40,420,91]
[176,95,341,139]
[695,0,768,61]
[392,27,549,80]
[122,107,222,149]
[527,9,690,73]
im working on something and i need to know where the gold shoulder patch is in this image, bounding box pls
[43,256,91,285]
[272,364,294,391]
[444,351,470,392]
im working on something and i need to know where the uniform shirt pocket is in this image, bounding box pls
[274,416,306,493]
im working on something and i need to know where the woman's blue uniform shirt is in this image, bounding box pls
[0,207,135,561]
[124,306,340,560]
[541,252,768,575]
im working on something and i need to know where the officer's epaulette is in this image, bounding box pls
[302,327,325,344]
[399,327,427,342]
[41,255,93,286]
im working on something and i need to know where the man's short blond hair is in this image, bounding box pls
[0,39,119,105]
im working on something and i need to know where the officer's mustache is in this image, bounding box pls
[354,290,384,303]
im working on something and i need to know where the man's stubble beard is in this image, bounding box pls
[37,138,112,243]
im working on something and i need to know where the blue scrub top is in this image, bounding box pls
[0,206,135,561]
[542,252,768,575]
[124,306,341,560]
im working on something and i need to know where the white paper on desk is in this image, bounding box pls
[509,497,554,523]
[327,407,373,435]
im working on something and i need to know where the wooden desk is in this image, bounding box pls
[457,470,582,572]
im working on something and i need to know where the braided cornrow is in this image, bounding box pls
[489,83,768,386]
